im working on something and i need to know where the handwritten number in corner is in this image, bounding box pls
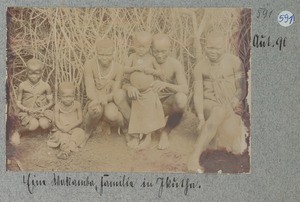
[278,11,295,27]
[257,8,273,19]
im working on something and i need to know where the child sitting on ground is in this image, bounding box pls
[11,58,53,145]
[124,31,165,149]
[47,82,85,159]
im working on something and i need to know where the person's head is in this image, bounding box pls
[133,31,152,57]
[95,37,114,68]
[204,30,226,63]
[59,82,75,106]
[26,58,44,84]
[152,33,171,64]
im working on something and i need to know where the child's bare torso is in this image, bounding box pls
[58,101,80,126]
[21,80,50,108]
[130,54,155,91]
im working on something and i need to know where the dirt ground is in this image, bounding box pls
[7,111,250,173]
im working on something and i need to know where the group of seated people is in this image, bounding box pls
[9,30,248,172]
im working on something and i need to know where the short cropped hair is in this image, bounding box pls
[205,29,226,42]
[26,58,44,69]
[134,31,152,44]
[59,82,76,94]
[95,37,114,49]
[152,33,171,47]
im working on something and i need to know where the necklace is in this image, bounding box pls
[28,79,41,89]
[59,101,75,114]
[96,59,113,79]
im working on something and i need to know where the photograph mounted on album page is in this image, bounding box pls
[6,7,251,174]
[0,1,299,201]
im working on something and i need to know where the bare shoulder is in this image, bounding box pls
[84,57,96,69]
[74,100,82,109]
[18,80,28,89]
[146,54,155,61]
[193,56,211,72]
[129,52,136,58]
[168,57,183,71]
[224,53,242,67]
[128,53,136,61]
[41,80,51,87]
[39,80,51,91]
[169,57,182,66]
[113,61,124,73]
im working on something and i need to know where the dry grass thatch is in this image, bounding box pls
[6,7,251,119]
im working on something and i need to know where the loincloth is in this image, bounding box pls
[158,90,176,104]
[128,89,165,134]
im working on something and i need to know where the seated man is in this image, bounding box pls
[83,37,124,145]
[188,31,248,173]
[114,33,188,149]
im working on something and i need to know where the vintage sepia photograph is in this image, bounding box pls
[6,7,251,173]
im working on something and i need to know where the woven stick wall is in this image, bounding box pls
[6,8,250,118]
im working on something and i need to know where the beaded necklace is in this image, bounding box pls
[28,79,42,90]
[59,101,75,114]
[96,59,113,79]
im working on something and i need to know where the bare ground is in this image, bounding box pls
[7,111,250,173]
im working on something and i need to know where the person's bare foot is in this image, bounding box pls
[137,133,151,150]
[118,126,128,136]
[56,151,69,160]
[69,141,78,152]
[100,121,111,136]
[187,154,204,173]
[79,133,90,148]
[127,137,139,149]
[158,131,169,150]
[10,132,21,146]
[124,133,131,143]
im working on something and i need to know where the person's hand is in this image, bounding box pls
[37,107,46,114]
[88,100,102,114]
[132,66,143,72]
[93,106,102,114]
[143,68,154,75]
[126,86,141,100]
[61,126,71,133]
[233,103,244,116]
[27,108,34,114]
[151,80,167,92]
[65,126,73,133]
[230,97,243,115]
[230,97,239,110]
[29,108,41,114]
[98,96,108,105]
